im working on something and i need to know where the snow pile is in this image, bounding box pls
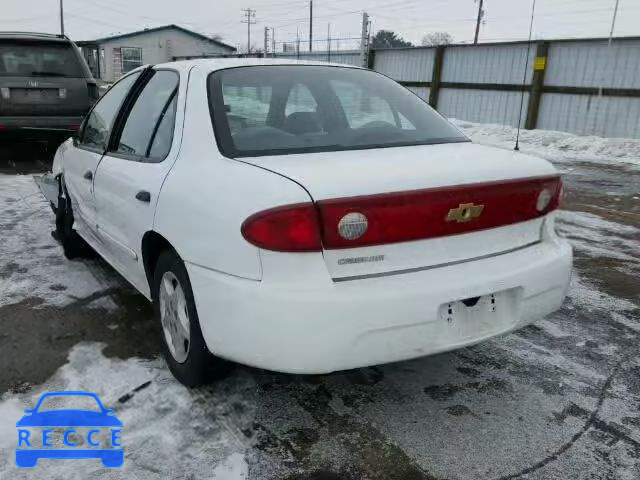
[450,119,640,168]
[0,343,253,479]
[0,174,120,308]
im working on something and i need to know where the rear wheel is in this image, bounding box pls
[152,250,231,386]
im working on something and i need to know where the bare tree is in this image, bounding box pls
[421,32,454,46]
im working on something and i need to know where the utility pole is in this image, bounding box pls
[359,11,370,68]
[264,26,269,57]
[296,27,300,59]
[309,0,313,52]
[474,0,485,44]
[327,23,331,62]
[241,8,256,54]
[272,27,276,58]
[59,0,65,36]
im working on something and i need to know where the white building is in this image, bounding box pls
[78,24,236,82]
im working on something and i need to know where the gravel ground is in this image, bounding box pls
[0,127,638,479]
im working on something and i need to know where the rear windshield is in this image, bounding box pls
[0,41,84,78]
[208,65,468,158]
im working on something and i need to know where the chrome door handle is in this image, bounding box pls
[135,190,151,203]
[83,170,93,180]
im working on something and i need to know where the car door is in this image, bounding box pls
[62,71,142,237]
[93,68,182,294]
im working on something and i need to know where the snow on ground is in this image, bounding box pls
[451,119,640,168]
[0,343,254,479]
[0,174,120,308]
[557,210,640,265]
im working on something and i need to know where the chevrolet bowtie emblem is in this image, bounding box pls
[446,203,485,223]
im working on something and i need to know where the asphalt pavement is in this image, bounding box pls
[0,139,638,480]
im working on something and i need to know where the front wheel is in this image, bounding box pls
[54,176,93,259]
[152,250,231,386]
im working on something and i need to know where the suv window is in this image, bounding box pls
[80,71,141,151]
[0,41,84,77]
[113,70,179,161]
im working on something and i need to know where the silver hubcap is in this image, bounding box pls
[159,271,190,364]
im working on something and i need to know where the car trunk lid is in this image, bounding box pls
[245,142,561,280]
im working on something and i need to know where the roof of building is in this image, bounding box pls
[79,24,236,51]
[0,31,71,43]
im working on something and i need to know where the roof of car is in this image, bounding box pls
[0,31,70,43]
[155,58,364,73]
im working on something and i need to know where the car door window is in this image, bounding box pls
[222,84,272,133]
[80,72,141,151]
[285,83,317,115]
[331,79,399,129]
[113,70,179,161]
[148,94,178,160]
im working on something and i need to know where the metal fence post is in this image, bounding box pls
[429,46,446,109]
[367,48,376,70]
[525,41,549,130]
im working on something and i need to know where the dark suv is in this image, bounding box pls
[0,32,98,140]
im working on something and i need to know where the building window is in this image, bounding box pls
[121,47,142,73]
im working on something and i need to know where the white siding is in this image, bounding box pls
[442,44,535,85]
[545,40,640,89]
[99,28,234,81]
[438,88,529,128]
[537,93,640,139]
[275,51,361,66]
[374,48,435,82]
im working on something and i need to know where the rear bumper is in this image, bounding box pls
[187,236,573,374]
[0,116,82,132]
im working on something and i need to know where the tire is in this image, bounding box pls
[152,249,232,386]
[54,176,94,259]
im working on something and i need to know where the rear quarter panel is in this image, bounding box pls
[153,65,312,280]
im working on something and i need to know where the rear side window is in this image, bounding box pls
[223,84,271,133]
[0,41,83,77]
[113,70,179,161]
[332,80,399,129]
[81,71,141,151]
[148,94,178,159]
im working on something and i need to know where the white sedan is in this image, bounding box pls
[51,59,572,386]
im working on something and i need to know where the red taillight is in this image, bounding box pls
[318,176,562,250]
[241,203,322,252]
[68,124,80,131]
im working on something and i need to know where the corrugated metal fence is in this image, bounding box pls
[274,37,640,139]
[372,37,640,139]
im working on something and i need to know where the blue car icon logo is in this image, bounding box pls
[16,391,123,468]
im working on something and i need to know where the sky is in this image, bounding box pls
[2,0,638,52]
